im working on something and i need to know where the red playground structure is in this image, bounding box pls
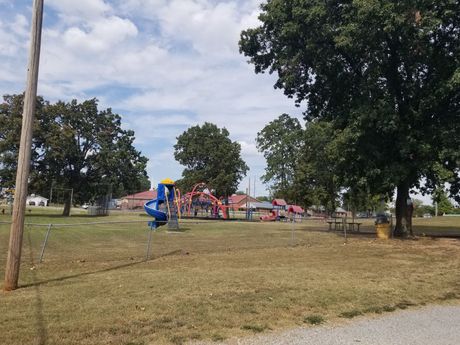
[181,182,228,219]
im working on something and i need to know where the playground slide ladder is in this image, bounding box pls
[168,202,180,230]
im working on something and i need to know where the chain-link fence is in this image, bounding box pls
[0,218,354,268]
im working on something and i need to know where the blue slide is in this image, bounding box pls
[144,199,168,229]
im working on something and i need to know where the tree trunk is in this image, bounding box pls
[394,182,409,237]
[407,203,414,236]
[62,197,71,217]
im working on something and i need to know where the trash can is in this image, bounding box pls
[375,214,391,239]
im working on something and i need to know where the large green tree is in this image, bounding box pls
[0,95,47,187]
[0,94,150,215]
[433,188,455,215]
[174,122,249,197]
[256,114,303,201]
[293,121,340,213]
[240,0,460,236]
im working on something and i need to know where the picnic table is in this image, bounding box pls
[327,217,362,232]
[327,217,345,231]
[346,221,362,232]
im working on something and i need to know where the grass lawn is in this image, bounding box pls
[0,211,459,345]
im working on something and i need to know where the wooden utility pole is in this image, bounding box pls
[4,0,44,291]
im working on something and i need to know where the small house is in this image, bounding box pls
[334,207,352,218]
[26,194,48,206]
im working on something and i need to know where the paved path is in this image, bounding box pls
[208,305,460,345]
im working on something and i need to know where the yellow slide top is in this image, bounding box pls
[160,178,175,185]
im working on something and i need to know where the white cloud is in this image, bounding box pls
[62,16,138,53]
[123,114,195,145]
[158,1,241,57]
[11,15,29,37]
[238,141,259,157]
[0,18,27,57]
[46,0,112,21]
[118,0,262,58]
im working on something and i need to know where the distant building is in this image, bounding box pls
[334,207,352,218]
[107,199,122,209]
[242,201,274,214]
[228,194,260,210]
[26,194,48,206]
[120,190,157,210]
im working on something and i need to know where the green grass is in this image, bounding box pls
[0,212,459,344]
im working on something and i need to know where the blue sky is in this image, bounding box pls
[0,0,303,196]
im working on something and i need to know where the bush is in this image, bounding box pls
[303,314,325,325]
[339,310,362,319]
[415,205,434,217]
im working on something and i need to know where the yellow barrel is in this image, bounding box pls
[376,223,391,239]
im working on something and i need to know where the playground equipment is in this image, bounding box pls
[144,180,230,226]
[182,182,228,219]
[272,199,288,219]
[287,205,304,222]
[144,178,180,230]
[260,210,277,222]
[260,201,304,222]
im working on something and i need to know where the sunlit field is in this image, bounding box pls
[1,211,459,345]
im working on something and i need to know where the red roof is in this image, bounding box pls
[229,194,260,204]
[122,190,157,200]
[288,205,304,214]
[272,199,287,206]
[229,194,246,204]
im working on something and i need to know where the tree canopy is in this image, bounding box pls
[293,121,341,213]
[174,122,249,197]
[433,189,455,215]
[256,114,303,201]
[0,94,150,214]
[240,0,460,235]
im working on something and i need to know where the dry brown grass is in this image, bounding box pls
[0,214,459,345]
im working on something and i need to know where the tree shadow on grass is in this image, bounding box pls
[20,249,185,289]
[335,225,460,239]
[413,225,460,238]
[24,214,111,219]
[19,231,182,344]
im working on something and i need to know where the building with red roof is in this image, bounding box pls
[228,194,260,210]
[121,190,157,210]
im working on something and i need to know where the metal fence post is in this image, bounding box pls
[290,218,295,246]
[145,228,154,261]
[38,224,52,263]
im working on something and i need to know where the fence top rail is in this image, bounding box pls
[0,219,241,227]
[0,220,155,227]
